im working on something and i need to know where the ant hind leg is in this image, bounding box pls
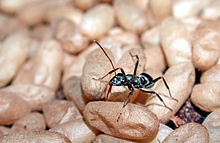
[152,76,178,102]
[140,88,173,112]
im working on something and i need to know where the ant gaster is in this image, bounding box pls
[93,40,178,122]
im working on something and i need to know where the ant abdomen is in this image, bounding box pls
[139,73,154,88]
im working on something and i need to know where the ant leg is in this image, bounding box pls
[105,83,112,101]
[93,67,123,80]
[140,88,173,111]
[117,85,134,122]
[129,52,139,76]
[157,139,161,143]
[152,76,178,102]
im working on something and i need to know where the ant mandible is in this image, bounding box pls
[93,40,178,122]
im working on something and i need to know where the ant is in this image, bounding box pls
[93,40,178,122]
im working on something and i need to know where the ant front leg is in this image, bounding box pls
[152,76,178,102]
[93,67,126,80]
[105,82,112,100]
[140,88,173,111]
[117,84,134,122]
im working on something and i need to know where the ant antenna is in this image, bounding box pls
[93,40,116,76]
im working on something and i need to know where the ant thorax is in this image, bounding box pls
[126,74,144,89]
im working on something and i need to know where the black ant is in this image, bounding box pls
[93,40,178,122]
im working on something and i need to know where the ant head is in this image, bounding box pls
[110,73,126,86]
